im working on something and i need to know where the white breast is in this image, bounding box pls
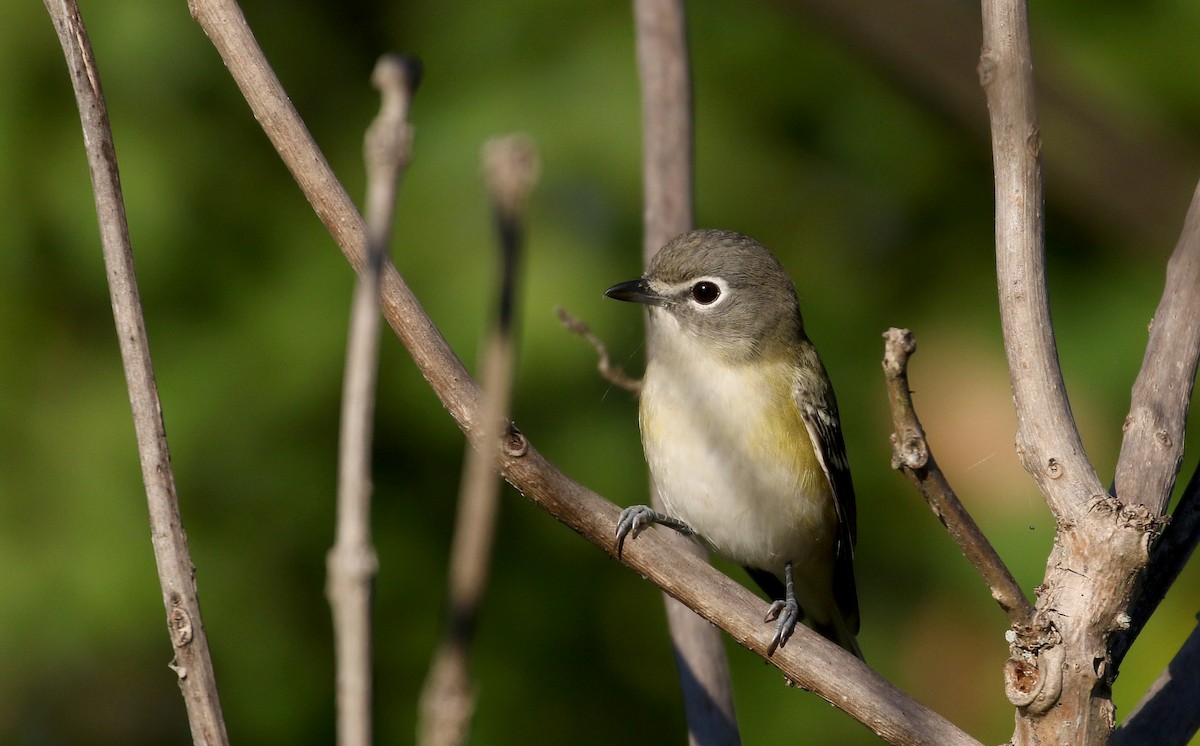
[638,314,837,579]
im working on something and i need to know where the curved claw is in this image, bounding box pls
[765,562,801,656]
[616,505,658,558]
[765,598,800,656]
[615,505,694,558]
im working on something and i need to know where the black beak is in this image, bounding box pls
[605,278,666,306]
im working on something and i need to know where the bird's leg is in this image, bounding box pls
[615,504,694,558]
[764,562,800,656]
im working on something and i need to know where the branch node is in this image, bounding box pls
[502,423,529,458]
[1004,643,1064,713]
[1046,458,1063,479]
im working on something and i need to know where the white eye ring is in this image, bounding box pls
[685,277,728,309]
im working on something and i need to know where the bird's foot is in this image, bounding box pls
[615,505,694,558]
[764,561,799,656]
[764,597,800,656]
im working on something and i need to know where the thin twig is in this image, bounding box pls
[555,306,642,395]
[327,53,418,746]
[634,2,740,743]
[189,3,980,741]
[882,328,1034,627]
[44,2,228,743]
[418,135,539,746]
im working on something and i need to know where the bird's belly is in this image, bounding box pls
[639,361,837,578]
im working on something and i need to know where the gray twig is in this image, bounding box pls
[327,53,418,746]
[882,328,1033,627]
[44,1,228,743]
[418,135,539,746]
[555,306,643,395]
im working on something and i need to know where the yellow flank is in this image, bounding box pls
[751,365,828,500]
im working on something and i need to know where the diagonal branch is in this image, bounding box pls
[189,1,981,742]
[1113,178,1200,514]
[45,1,227,743]
[882,328,1033,627]
[1110,616,1200,746]
[1106,180,1200,679]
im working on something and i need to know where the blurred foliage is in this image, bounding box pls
[1,0,1199,743]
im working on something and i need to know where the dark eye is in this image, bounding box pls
[691,281,720,304]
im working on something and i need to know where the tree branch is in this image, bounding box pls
[189,1,981,741]
[981,1,1157,742]
[418,134,539,746]
[980,0,1103,518]
[1112,174,1200,507]
[45,1,227,743]
[1110,616,1200,746]
[882,328,1033,626]
[327,52,417,746]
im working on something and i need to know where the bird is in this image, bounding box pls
[605,228,862,659]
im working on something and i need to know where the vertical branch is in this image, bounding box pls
[327,54,418,746]
[42,2,228,743]
[979,0,1101,514]
[634,2,741,744]
[418,135,539,746]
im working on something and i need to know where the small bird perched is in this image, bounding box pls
[605,229,862,658]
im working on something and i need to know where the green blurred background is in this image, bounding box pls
[2,0,1199,743]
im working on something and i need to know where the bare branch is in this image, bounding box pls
[555,306,643,395]
[1113,178,1200,515]
[190,2,981,741]
[882,328,1033,626]
[980,0,1103,517]
[1110,617,1200,746]
[1106,181,1200,680]
[44,1,227,743]
[418,134,539,746]
[327,52,417,746]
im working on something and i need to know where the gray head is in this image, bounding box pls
[605,229,804,361]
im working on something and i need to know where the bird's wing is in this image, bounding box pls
[794,348,860,634]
